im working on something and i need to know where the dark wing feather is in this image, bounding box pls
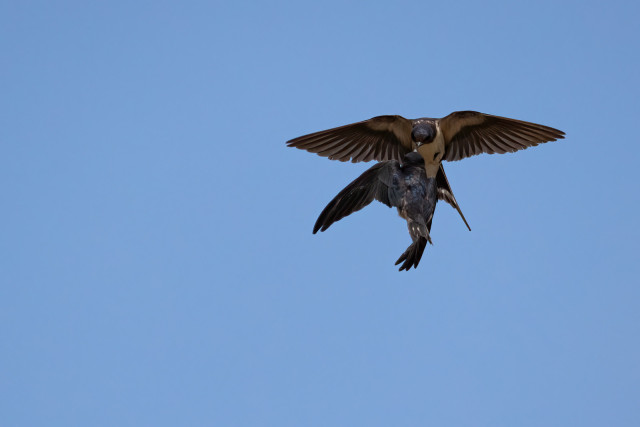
[313,161,399,234]
[436,165,471,231]
[287,115,413,163]
[440,111,565,162]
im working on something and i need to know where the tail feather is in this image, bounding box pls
[395,237,428,271]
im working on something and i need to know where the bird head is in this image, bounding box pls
[411,124,436,148]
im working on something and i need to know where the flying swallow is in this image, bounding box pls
[314,152,466,271]
[287,111,565,179]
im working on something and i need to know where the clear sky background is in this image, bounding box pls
[2,1,639,426]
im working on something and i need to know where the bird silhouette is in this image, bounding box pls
[314,152,467,271]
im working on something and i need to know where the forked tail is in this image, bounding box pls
[395,237,428,271]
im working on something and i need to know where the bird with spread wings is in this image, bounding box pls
[287,111,564,270]
[313,152,468,271]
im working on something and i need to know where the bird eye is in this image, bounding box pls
[433,152,440,161]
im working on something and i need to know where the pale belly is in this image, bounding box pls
[416,131,445,178]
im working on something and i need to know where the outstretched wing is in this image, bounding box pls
[439,111,565,162]
[313,161,399,234]
[287,115,414,163]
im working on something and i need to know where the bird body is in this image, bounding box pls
[314,152,459,271]
[415,120,445,177]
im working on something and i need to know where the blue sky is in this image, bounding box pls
[2,1,639,425]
